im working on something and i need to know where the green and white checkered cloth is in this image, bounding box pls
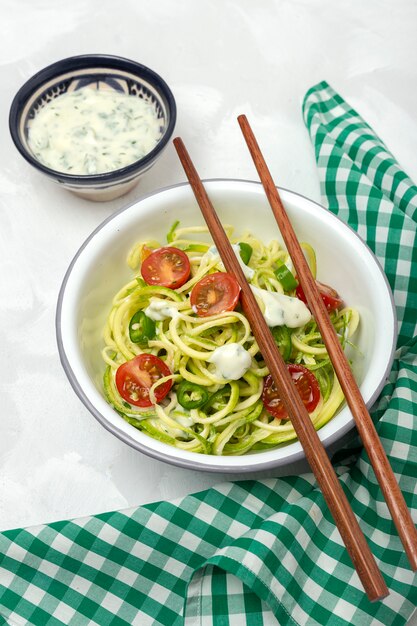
[1,81,416,626]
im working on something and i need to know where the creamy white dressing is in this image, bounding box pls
[208,343,252,380]
[203,244,255,280]
[251,286,311,328]
[28,86,163,175]
[144,299,179,321]
[174,413,195,428]
[166,411,195,438]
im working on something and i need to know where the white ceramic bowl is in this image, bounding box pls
[56,179,397,472]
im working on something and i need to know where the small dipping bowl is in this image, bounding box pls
[9,54,177,201]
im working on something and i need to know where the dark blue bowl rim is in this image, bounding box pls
[8,54,177,185]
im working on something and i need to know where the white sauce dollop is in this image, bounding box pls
[203,244,255,280]
[174,414,195,428]
[28,86,163,175]
[208,343,252,380]
[166,413,195,438]
[144,299,179,321]
[251,286,311,328]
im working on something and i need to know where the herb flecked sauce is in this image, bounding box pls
[28,86,163,175]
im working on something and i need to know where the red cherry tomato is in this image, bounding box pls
[141,247,191,289]
[115,354,172,407]
[190,272,241,317]
[296,280,343,312]
[262,363,320,419]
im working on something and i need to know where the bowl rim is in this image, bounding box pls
[9,53,177,185]
[56,178,398,472]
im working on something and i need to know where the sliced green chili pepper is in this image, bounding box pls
[274,260,298,291]
[271,325,292,361]
[201,384,230,411]
[129,310,156,344]
[238,242,253,265]
[177,381,210,409]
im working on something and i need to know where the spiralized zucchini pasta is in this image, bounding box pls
[102,222,359,455]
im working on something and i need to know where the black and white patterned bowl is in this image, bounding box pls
[9,54,176,201]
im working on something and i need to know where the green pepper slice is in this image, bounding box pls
[274,261,298,291]
[201,384,230,411]
[238,242,253,265]
[271,325,292,361]
[177,381,210,409]
[129,310,156,344]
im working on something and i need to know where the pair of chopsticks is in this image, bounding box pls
[173,116,417,602]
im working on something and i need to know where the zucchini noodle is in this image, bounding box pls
[101,224,360,455]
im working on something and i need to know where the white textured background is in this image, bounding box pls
[1,2,417,617]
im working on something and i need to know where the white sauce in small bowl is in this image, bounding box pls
[28,86,163,175]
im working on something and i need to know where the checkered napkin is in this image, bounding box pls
[1,81,417,626]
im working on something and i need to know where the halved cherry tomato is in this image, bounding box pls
[262,363,320,419]
[296,280,343,312]
[190,272,241,317]
[141,247,191,289]
[115,354,172,407]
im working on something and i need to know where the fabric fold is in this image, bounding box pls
[303,81,417,347]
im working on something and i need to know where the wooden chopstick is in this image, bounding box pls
[173,136,388,602]
[237,113,417,572]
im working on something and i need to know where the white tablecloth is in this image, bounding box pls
[1,0,416,620]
